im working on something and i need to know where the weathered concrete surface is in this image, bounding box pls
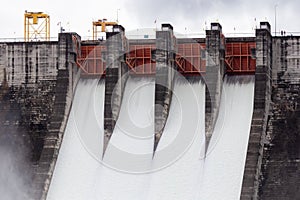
[103,25,128,155]
[258,36,300,200]
[0,33,81,200]
[241,22,272,200]
[154,24,176,152]
[0,22,299,200]
[204,23,225,147]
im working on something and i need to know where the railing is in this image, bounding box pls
[0,37,59,43]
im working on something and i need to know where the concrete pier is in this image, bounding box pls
[241,22,272,200]
[204,22,225,147]
[154,24,176,152]
[103,25,128,155]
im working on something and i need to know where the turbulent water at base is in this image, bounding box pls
[47,75,254,200]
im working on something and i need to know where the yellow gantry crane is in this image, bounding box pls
[24,11,50,41]
[92,19,118,40]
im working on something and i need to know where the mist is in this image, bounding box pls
[0,145,32,200]
[0,92,34,200]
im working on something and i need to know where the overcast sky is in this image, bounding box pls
[0,0,299,39]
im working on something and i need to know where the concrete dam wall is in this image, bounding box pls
[258,35,300,199]
[0,33,81,199]
[241,23,300,200]
[0,22,299,200]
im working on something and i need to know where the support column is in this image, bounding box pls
[103,25,128,155]
[204,23,225,147]
[154,24,176,152]
[35,32,81,200]
[241,22,272,200]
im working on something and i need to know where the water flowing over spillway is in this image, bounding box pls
[96,76,155,199]
[47,79,105,199]
[146,76,206,200]
[47,75,254,200]
[197,76,255,199]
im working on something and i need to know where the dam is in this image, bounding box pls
[0,21,299,200]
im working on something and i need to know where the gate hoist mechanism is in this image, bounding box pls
[24,11,50,41]
[92,19,118,40]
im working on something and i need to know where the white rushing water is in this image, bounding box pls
[95,76,155,200]
[47,79,105,200]
[47,75,254,200]
[147,76,206,200]
[197,76,255,200]
[96,76,206,200]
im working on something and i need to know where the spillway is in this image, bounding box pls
[47,75,254,200]
[147,76,206,200]
[47,79,105,200]
[97,76,206,200]
[198,75,255,199]
[95,76,155,199]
